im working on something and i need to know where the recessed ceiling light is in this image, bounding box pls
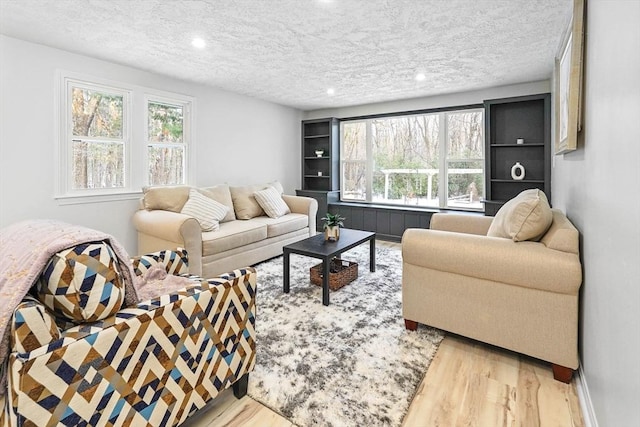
[415,73,426,82]
[191,37,206,49]
[327,88,335,96]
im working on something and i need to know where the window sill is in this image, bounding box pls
[55,191,143,206]
[331,200,484,215]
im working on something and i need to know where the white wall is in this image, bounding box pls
[304,80,550,119]
[0,35,302,252]
[551,1,640,425]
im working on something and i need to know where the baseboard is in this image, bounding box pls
[575,364,599,427]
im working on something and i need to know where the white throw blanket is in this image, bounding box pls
[0,219,140,396]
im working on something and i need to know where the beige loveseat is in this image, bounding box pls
[402,190,582,382]
[133,182,317,278]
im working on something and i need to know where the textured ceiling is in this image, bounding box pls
[0,0,572,110]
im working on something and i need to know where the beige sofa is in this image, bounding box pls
[402,197,582,382]
[133,183,317,278]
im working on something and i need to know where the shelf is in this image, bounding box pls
[491,179,544,183]
[304,175,330,179]
[490,143,544,147]
[304,156,330,159]
[304,134,330,139]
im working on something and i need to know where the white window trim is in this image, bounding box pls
[143,93,194,187]
[55,70,196,204]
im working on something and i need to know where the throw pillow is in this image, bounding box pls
[230,184,266,219]
[37,241,125,322]
[254,186,291,218]
[487,189,553,242]
[142,185,190,212]
[199,184,236,222]
[181,188,229,231]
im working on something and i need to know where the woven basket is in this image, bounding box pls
[310,258,358,291]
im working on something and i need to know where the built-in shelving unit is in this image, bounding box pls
[483,94,551,216]
[301,118,339,191]
[297,118,340,230]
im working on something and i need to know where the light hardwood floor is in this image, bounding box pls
[184,240,585,427]
[183,334,584,427]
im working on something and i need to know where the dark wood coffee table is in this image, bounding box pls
[283,228,376,306]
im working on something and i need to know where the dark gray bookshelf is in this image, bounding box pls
[483,94,551,216]
[298,118,340,229]
[301,118,339,192]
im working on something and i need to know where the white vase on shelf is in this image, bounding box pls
[511,162,526,180]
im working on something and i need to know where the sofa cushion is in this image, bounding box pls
[251,213,309,238]
[37,241,125,322]
[266,180,284,195]
[181,188,229,231]
[143,185,190,212]
[202,220,267,255]
[199,184,236,222]
[230,184,266,219]
[254,186,291,218]
[540,209,580,254]
[487,189,553,242]
[131,248,190,277]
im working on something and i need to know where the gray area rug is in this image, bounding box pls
[248,243,444,427]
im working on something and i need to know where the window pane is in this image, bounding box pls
[371,115,439,206]
[372,169,440,207]
[342,161,366,201]
[447,160,484,209]
[71,87,123,138]
[148,146,184,186]
[446,111,483,159]
[148,102,183,143]
[72,140,124,189]
[342,122,366,160]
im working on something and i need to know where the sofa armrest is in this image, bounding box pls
[10,296,61,354]
[282,195,318,235]
[132,209,203,275]
[402,229,582,295]
[429,213,494,235]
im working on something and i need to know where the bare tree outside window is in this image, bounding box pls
[147,102,185,186]
[70,87,125,189]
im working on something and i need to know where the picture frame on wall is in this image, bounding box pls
[555,0,585,155]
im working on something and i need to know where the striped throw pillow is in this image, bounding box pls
[254,186,291,218]
[181,188,229,231]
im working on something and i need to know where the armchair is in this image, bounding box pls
[1,249,256,426]
[402,207,582,382]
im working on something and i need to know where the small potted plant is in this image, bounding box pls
[321,212,345,241]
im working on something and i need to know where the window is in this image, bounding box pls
[58,72,194,201]
[66,80,129,192]
[146,100,186,186]
[340,108,484,210]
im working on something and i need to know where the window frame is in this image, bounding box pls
[339,105,485,211]
[55,71,195,204]
[144,94,193,187]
